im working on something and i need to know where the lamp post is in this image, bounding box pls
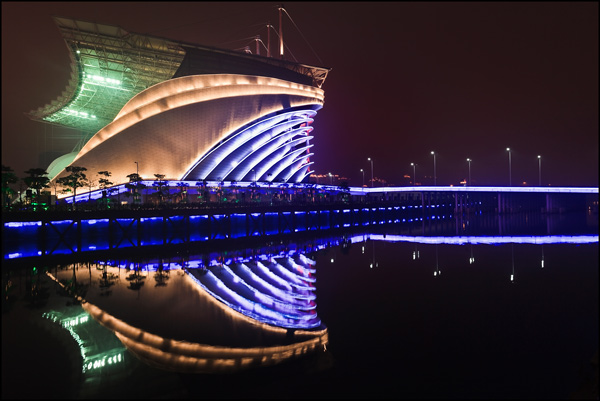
[410,163,416,186]
[537,155,542,186]
[367,157,373,187]
[466,158,472,186]
[430,151,436,186]
[328,172,333,185]
[134,161,140,204]
[360,169,364,187]
[506,148,512,186]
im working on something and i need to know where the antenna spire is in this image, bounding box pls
[278,5,284,59]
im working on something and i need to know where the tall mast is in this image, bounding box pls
[267,23,271,57]
[278,5,284,59]
[255,35,260,55]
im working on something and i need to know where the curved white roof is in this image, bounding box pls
[50,74,324,190]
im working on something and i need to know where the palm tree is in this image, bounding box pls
[153,174,168,205]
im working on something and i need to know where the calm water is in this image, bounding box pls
[2,211,598,399]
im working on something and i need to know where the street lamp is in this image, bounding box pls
[537,155,542,186]
[410,163,416,186]
[367,157,373,188]
[328,172,333,185]
[466,158,472,186]
[430,151,436,186]
[360,169,364,187]
[506,148,512,186]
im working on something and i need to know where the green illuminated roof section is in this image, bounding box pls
[27,17,186,134]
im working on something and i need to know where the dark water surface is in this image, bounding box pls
[2,212,598,399]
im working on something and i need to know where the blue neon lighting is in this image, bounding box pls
[350,234,598,245]
[5,221,42,228]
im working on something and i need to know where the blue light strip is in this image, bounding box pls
[349,234,599,245]
[183,112,297,179]
[267,145,314,182]
[206,120,310,180]
[235,263,316,306]
[252,260,295,292]
[216,264,316,315]
[228,130,314,182]
[186,268,321,329]
[184,110,317,182]
[354,186,598,195]
[270,260,316,287]
[5,221,42,228]
[280,153,315,183]
[58,180,598,202]
[285,257,317,275]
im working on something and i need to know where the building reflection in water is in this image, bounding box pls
[20,228,598,377]
[45,246,329,374]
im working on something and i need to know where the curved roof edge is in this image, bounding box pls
[46,152,79,181]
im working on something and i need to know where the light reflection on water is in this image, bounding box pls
[2,211,598,398]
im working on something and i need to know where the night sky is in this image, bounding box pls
[2,2,598,187]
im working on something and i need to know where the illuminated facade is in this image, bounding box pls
[28,17,329,195]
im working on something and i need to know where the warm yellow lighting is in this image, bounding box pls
[46,269,328,374]
[53,74,324,186]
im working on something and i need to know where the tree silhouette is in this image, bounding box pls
[84,177,96,203]
[338,181,351,202]
[1,165,18,209]
[97,171,113,209]
[49,180,62,208]
[175,181,189,203]
[125,173,146,205]
[23,168,50,205]
[153,174,168,205]
[56,166,87,210]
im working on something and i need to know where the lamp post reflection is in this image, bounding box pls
[369,238,378,269]
[469,243,475,264]
[541,244,544,268]
[433,244,441,276]
[510,243,515,282]
[413,243,420,260]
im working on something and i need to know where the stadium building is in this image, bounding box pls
[27,16,330,200]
